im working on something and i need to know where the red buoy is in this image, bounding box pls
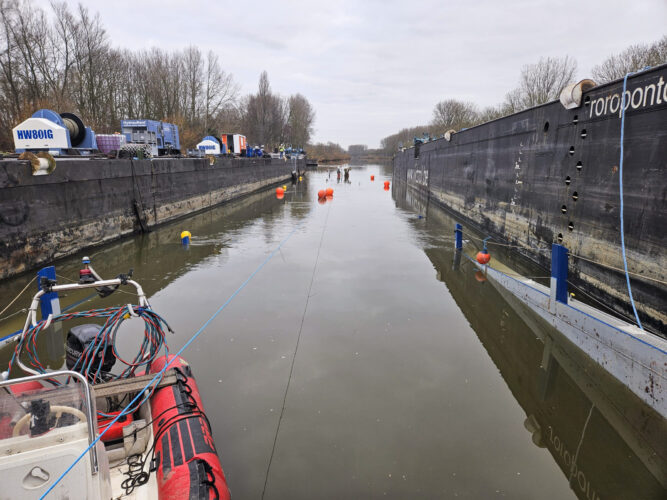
[370,175,375,181]
[276,187,284,196]
[384,181,390,187]
[276,192,284,200]
[326,187,334,196]
[476,251,491,265]
[318,189,326,199]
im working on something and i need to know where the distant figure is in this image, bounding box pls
[337,167,341,181]
[344,167,350,181]
[279,143,285,158]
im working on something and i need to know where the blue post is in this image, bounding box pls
[455,223,462,250]
[37,266,61,319]
[37,265,64,358]
[550,244,569,306]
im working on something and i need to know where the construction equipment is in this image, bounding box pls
[120,119,180,157]
[220,134,247,155]
[13,109,98,156]
[196,135,225,155]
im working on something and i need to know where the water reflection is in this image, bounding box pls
[394,180,667,499]
[0,181,313,373]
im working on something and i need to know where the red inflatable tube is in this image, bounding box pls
[149,355,231,500]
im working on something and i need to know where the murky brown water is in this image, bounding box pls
[1,163,664,499]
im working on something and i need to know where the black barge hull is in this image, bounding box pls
[393,64,667,331]
[0,156,304,279]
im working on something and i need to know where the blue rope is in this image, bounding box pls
[39,226,299,499]
[619,72,643,330]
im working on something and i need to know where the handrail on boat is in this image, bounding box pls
[11,277,149,377]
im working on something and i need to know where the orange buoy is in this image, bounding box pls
[384,186,390,191]
[325,187,334,196]
[384,181,390,188]
[318,189,326,199]
[370,175,375,181]
[276,187,284,196]
[476,251,491,265]
[474,270,487,283]
[276,192,284,200]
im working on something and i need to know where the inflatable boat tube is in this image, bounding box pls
[149,355,230,500]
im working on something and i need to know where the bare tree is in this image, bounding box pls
[286,93,315,146]
[504,56,577,111]
[71,4,109,123]
[182,46,203,124]
[431,99,479,133]
[477,105,505,123]
[592,36,667,83]
[242,71,289,147]
[203,50,238,132]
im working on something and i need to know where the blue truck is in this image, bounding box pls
[120,119,180,156]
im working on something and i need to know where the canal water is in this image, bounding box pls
[0,164,664,499]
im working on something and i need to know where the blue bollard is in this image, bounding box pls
[37,265,64,358]
[551,244,569,306]
[37,266,61,319]
[454,223,462,250]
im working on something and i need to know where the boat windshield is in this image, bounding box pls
[0,379,91,441]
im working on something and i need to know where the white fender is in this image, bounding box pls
[559,79,597,109]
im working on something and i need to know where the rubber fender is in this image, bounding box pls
[559,79,597,109]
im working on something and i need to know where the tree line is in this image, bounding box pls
[0,1,315,151]
[224,71,315,150]
[380,36,667,154]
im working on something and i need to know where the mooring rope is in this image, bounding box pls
[618,71,643,330]
[0,277,35,320]
[262,202,332,499]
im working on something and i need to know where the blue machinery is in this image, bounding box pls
[120,119,180,156]
[13,109,97,155]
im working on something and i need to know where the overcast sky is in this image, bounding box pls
[35,0,667,148]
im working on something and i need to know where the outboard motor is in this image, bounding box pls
[65,324,116,381]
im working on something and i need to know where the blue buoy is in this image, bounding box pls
[181,230,191,246]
